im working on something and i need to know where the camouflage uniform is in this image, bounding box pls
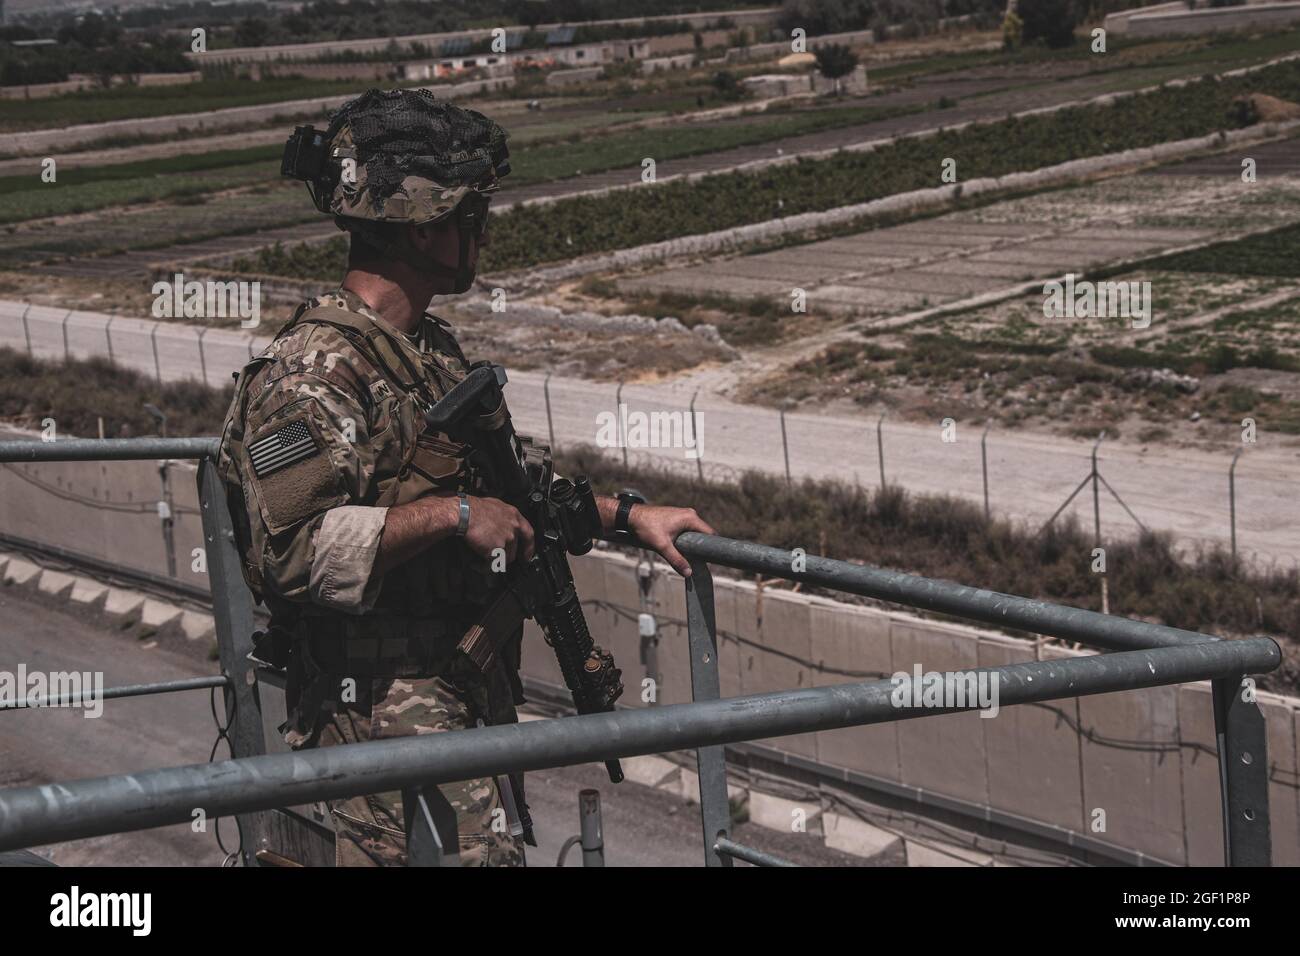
[217,290,526,867]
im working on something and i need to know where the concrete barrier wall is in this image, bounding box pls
[0,437,1295,865]
[0,72,202,100]
[1127,2,1300,37]
[0,428,208,594]
[551,551,1298,865]
[1103,2,1190,35]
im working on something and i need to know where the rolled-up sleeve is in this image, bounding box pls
[235,338,389,611]
[310,505,389,613]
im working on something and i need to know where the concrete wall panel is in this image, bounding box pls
[810,602,899,781]
[890,618,990,807]
[737,585,817,758]
[979,638,1085,834]
[708,573,745,702]
[1267,699,1298,867]
[1178,683,1223,867]
[1078,682,1186,864]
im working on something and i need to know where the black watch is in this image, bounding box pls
[615,491,646,538]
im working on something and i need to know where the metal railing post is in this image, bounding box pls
[685,557,732,867]
[196,455,270,864]
[579,789,605,867]
[1211,675,1271,866]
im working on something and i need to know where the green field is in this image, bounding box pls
[0,155,279,225]
[229,58,1300,278]
[1134,221,1300,278]
[0,184,316,264]
[0,99,922,232]
[0,77,407,134]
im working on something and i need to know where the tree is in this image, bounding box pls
[1018,0,1080,49]
[711,70,747,102]
[1002,9,1023,50]
[234,17,271,48]
[814,43,859,96]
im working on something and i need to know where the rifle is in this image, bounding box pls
[425,363,625,784]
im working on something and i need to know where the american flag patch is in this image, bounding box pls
[249,419,319,477]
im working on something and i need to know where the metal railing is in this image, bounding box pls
[0,437,1281,867]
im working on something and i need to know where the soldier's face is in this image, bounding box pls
[411,218,481,292]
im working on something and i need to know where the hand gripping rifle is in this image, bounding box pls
[425,363,625,784]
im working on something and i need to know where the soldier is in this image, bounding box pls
[216,89,714,867]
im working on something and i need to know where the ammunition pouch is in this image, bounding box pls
[294,614,461,678]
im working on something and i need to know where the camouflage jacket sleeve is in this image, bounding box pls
[234,325,389,614]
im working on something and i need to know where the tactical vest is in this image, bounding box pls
[218,292,502,625]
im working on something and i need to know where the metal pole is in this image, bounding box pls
[714,837,798,867]
[0,638,1278,854]
[779,407,791,487]
[2,675,228,711]
[686,557,733,867]
[1229,448,1243,563]
[20,304,31,356]
[1038,473,1092,536]
[104,316,114,363]
[197,327,209,388]
[61,309,72,361]
[690,388,704,484]
[1212,675,1272,865]
[636,556,660,699]
[981,423,991,520]
[159,460,177,578]
[1092,431,1108,616]
[0,436,218,462]
[876,412,886,489]
[150,322,163,383]
[676,533,1230,653]
[578,789,605,867]
[615,381,627,470]
[195,456,270,865]
[543,371,556,453]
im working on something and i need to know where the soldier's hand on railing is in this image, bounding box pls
[628,505,716,578]
[464,495,536,564]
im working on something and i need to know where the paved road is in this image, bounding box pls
[500,370,1300,570]
[2,298,1296,566]
[0,589,869,866]
[0,593,224,865]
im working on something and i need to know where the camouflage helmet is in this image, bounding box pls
[281,88,511,226]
